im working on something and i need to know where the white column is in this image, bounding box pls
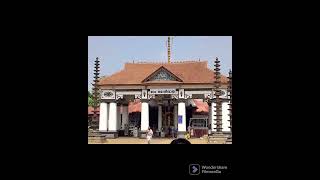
[222,101,230,132]
[122,106,129,129]
[178,101,186,132]
[108,102,117,131]
[158,105,162,131]
[174,104,178,130]
[211,102,215,131]
[141,101,149,131]
[117,105,121,130]
[99,102,108,131]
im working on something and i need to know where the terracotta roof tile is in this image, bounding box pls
[88,106,100,115]
[193,99,209,113]
[98,61,228,85]
[128,99,141,113]
[142,80,183,84]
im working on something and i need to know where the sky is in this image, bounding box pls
[88,36,232,91]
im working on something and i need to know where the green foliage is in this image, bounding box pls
[88,90,100,107]
[88,91,94,106]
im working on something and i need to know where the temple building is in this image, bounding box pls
[97,60,231,138]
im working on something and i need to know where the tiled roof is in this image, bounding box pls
[143,80,183,84]
[88,106,100,115]
[193,99,209,113]
[128,99,141,113]
[98,61,229,85]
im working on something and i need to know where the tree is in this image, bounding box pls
[88,91,94,107]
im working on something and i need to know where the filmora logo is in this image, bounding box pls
[189,164,200,175]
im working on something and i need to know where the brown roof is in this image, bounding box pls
[143,80,183,84]
[128,99,141,113]
[193,99,209,113]
[88,106,100,115]
[98,61,228,85]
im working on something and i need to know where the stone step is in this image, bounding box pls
[208,133,230,144]
[88,136,107,144]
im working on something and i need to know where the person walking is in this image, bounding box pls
[147,127,153,144]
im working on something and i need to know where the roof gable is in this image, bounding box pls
[142,66,183,83]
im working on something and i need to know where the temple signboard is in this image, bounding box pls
[149,89,177,94]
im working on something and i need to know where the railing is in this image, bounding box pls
[189,118,208,128]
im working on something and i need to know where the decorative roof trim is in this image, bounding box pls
[141,66,183,83]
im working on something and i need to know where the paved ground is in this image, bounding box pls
[88,137,209,144]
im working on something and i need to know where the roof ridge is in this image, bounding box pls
[125,60,208,64]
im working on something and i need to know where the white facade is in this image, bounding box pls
[98,88,231,136]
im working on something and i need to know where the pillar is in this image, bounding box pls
[140,100,149,138]
[158,105,162,131]
[174,104,178,130]
[117,105,121,130]
[177,101,186,138]
[122,105,129,129]
[106,101,118,138]
[222,101,230,132]
[99,102,108,131]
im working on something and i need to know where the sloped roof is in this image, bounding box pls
[88,106,99,115]
[193,99,209,113]
[128,99,141,113]
[98,61,228,85]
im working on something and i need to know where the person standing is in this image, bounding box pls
[147,127,153,144]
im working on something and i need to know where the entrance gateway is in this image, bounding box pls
[97,61,231,138]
